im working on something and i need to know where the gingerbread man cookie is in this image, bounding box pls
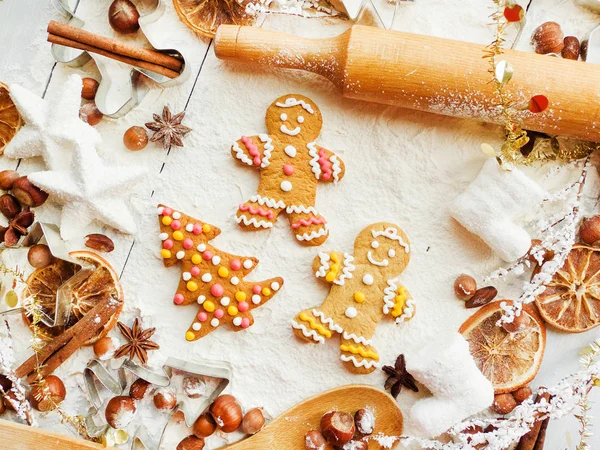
[292,223,416,374]
[157,205,284,342]
[231,94,345,246]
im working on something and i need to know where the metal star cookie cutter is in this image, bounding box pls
[0,222,94,328]
[50,0,189,118]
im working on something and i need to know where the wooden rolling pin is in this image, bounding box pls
[214,25,600,142]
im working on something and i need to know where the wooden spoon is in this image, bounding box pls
[219,385,403,449]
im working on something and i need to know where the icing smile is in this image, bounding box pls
[280,124,301,136]
[367,251,389,267]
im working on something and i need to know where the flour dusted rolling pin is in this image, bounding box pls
[214,25,600,142]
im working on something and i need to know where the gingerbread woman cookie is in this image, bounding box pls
[231,94,345,246]
[292,223,416,374]
[157,205,284,342]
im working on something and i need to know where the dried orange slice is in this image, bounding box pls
[23,251,123,345]
[0,82,22,154]
[459,301,546,394]
[172,0,255,38]
[535,244,600,333]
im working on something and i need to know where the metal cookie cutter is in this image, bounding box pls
[50,0,189,118]
[0,222,94,328]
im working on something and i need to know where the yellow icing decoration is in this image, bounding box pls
[202,224,211,233]
[218,266,229,277]
[391,286,408,318]
[173,230,184,241]
[340,344,379,360]
[299,312,332,338]
[203,301,215,312]
[187,281,198,292]
[162,216,172,226]
[160,249,172,259]
[325,252,341,282]
[185,331,195,341]
[228,305,239,316]
[262,287,271,296]
[235,291,247,302]
[354,292,365,303]
[191,254,202,264]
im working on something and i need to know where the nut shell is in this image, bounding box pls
[81,78,99,100]
[210,394,242,432]
[177,435,205,450]
[193,413,217,438]
[512,385,533,404]
[123,126,148,151]
[454,274,477,301]
[354,408,375,435]
[27,244,54,269]
[30,375,66,412]
[79,102,103,126]
[320,410,355,446]
[580,216,600,246]
[109,0,140,34]
[12,176,48,207]
[242,408,265,435]
[153,388,177,411]
[305,430,327,450]
[0,170,20,191]
[0,194,21,219]
[531,21,564,54]
[93,336,118,360]
[492,393,517,415]
[465,286,497,308]
[84,233,115,252]
[562,36,581,60]
[129,378,151,400]
[502,312,531,333]
[105,396,137,429]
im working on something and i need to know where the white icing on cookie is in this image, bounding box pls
[297,115,304,123]
[243,259,254,269]
[315,252,331,279]
[236,214,273,228]
[232,141,254,166]
[286,204,318,215]
[280,180,292,192]
[340,354,379,369]
[296,225,329,242]
[259,134,274,168]
[343,331,373,346]
[280,124,301,136]
[363,273,374,285]
[292,320,325,344]
[396,298,416,324]
[371,228,410,253]
[280,113,287,121]
[313,309,343,333]
[383,279,399,315]
[250,194,285,209]
[335,253,355,286]
[284,145,297,157]
[307,142,321,180]
[345,307,357,318]
[330,154,342,182]
[367,251,389,267]
[276,97,315,113]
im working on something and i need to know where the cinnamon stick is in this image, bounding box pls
[516,392,552,450]
[48,34,180,79]
[48,20,183,72]
[532,416,550,450]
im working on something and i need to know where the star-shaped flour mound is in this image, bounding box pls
[5,74,100,170]
[29,142,146,240]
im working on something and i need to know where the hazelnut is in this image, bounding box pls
[0,194,21,219]
[105,396,137,429]
[172,409,186,424]
[182,376,205,399]
[492,393,517,415]
[305,430,327,450]
[12,176,48,207]
[531,21,564,54]
[465,286,497,308]
[84,233,115,252]
[123,126,148,151]
[0,374,12,392]
[177,436,205,450]
[320,411,355,446]
[79,102,103,126]
[93,336,118,360]
[210,394,242,432]
[354,408,375,435]
[454,274,477,301]
[0,170,20,190]
[528,239,555,264]
[108,0,140,34]
[502,312,531,333]
[242,407,265,435]
[193,413,217,438]
[30,375,66,412]
[129,378,151,401]
[512,385,533,404]
[81,78,99,100]
[27,244,54,269]
[580,216,600,246]
[153,388,177,411]
[562,36,581,60]
[344,441,368,450]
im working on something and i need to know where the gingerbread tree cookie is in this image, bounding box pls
[231,94,345,246]
[292,223,416,374]
[157,205,284,341]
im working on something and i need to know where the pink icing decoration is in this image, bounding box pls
[162,207,172,216]
[239,204,274,220]
[283,164,294,176]
[318,148,332,181]
[202,251,213,261]
[241,136,261,166]
[241,318,251,328]
[211,284,224,297]
[173,294,184,305]
[230,259,241,270]
[291,217,326,229]
[253,285,262,294]
[238,301,249,312]
[214,309,224,319]
[198,312,208,322]
[163,239,174,250]
[191,266,200,276]
[192,223,203,235]
[171,220,182,230]
[183,238,194,249]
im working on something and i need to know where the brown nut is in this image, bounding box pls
[12,176,48,207]
[27,244,54,269]
[129,378,151,401]
[30,375,66,412]
[84,233,115,252]
[210,394,242,432]
[512,385,533,404]
[81,78,99,100]
[242,407,265,435]
[153,388,177,411]
[492,393,517,415]
[528,239,555,264]
[305,430,327,450]
[0,194,21,219]
[0,170,20,191]
[0,375,12,392]
[354,408,375,435]
[454,274,477,301]
[176,435,205,450]
[93,336,118,360]
[502,312,532,333]
[465,286,497,308]
[531,21,564,54]
[182,376,205,399]
[123,126,148,151]
[579,216,600,246]
[193,413,217,438]
[320,411,355,446]
[79,102,103,126]
[109,0,140,34]
[345,441,368,450]
[105,396,136,429]
[562,36,581,60]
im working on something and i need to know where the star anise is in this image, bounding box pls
[145,106,191,150]
[382,354,419,398]
[114,318,159,365]
[0,208,34,247]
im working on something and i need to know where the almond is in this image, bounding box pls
[84,233,115,252]
[465,286,497,308]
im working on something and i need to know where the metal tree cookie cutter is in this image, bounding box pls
[82,356,232,449]
[0,222,94,327]
[50,0,189,118]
